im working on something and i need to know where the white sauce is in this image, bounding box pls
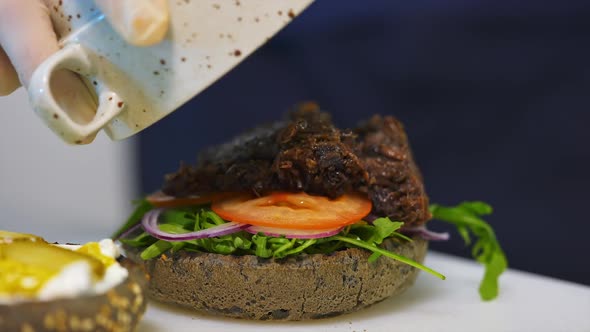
[98,238,121,258]
[38,261,94,300]
[0,239,128,304]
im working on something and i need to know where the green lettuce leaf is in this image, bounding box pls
[430,201,507,300]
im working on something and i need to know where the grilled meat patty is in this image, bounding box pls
[161,102,430,226]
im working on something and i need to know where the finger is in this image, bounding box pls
[0,0,96,124]
[0,46,20,95]
[95,0,169,46]
[0,0,59,87]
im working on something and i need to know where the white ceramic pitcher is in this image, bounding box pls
[27,0,313,144]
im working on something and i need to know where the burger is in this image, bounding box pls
[115,102,506,320]
[0,230,147,331]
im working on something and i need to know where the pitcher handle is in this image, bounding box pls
[28,44,125,144]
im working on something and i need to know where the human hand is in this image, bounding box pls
[0,0,169,113]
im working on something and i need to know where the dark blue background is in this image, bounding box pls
[138,1,590,285]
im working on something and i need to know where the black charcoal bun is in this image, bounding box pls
[125,237,427,320]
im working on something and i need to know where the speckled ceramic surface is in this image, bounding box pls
[28,0,313,144]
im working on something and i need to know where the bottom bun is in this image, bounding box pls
[126,237,427,320]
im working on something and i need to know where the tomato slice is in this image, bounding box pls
[146,191,233,208]
[211,192,372,230]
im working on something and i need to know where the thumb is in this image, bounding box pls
[0,47,20,96]
[95,0,169,46]
[0,0,59,88]
[0,0,97,134]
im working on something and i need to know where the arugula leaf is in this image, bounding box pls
[202,210,225,225]
[430,201,507,300]
[157,223,190,234]
[352,218,406,262]
[272,239,296,258]
[252,234,273,258]
[281,239,317,257]
[333,235,445,280]
[373,218,405,243]
[140,240,173,260]
[233,236,252,250]
[119,231,157,247]
[160,209,197,228]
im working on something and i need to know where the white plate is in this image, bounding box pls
[139,252,590,332]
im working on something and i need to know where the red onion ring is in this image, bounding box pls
[117,223,142,240]
[141,209,248,241]
[401,225,450,241]
[245,225,342,239]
